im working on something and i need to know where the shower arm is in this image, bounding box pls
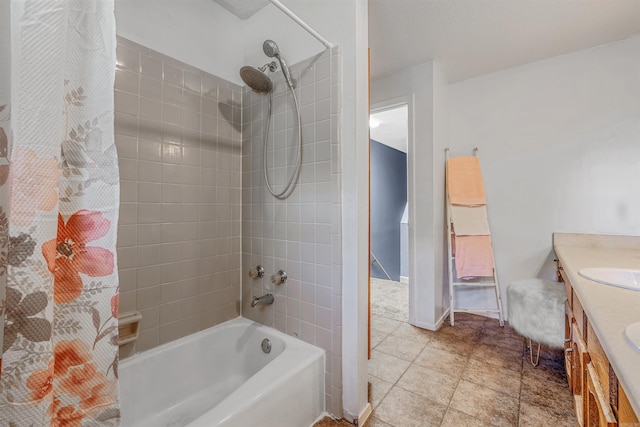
[267,0,333,49]
[259,61,278,73]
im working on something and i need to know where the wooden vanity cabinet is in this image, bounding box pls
[558,261,639,427]
[620,386,640,426]
[565,301,574,393]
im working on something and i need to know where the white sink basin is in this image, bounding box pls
[578,267,640,291]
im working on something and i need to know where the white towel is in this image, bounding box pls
[450,205,490,236]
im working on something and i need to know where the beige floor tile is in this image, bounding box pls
[413,344,469,378]
[369,375,394,409]
[371,328,389,349]
[469,343,523,372]
[520,370,575,418]
[440,408,490,427]
[521,353,568,386]
[364,415,393,427]
[375,334,426,362]
[519,401,576,427]
[449,380,520,427]
[439,323,482,342]
[374,386,447,427]
[368,350,411,384]
[396,363,459,406]
[428,331,477,356]
[482,321,518,336]
[462,358,522,398]
[446,313,487,329]
[477,330,525,351]
[371,315,403,334]
[391,322,434,344]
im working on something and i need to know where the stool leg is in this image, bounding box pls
[527,338,541,367]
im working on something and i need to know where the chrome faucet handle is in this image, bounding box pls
[248,265,265,279]
[271,270,287,285]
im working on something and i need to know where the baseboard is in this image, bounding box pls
[357,403,372,426]
[436,308,450,329]
[409,309,449,331]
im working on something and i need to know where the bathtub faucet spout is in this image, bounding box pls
[251,293,274,308]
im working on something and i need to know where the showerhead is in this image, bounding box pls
[263,40,280,58]
[262,39,294,89]
[240,66,273,93]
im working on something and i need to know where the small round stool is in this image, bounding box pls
[507,278,566,366]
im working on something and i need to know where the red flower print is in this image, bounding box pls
[59,363,105,400]
[42,210,114,303]
[110,291,118,319]
[54,339,92,377]
[50,399,85,427]
[26,360,54,401]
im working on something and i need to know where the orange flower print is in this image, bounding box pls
[26,360,54,401]
[42,210,114,303]
[50,399,85,427]
[59,363,117,409]
[54,339,92,377]
[110,291,118,319]
[59,363,105,399]
[9,146,59,226]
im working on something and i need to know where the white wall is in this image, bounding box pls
[241,1,371,421]
[371,62,439,329]
[432,62,449,321]
[114,0,244,83]
[444,35,640,316]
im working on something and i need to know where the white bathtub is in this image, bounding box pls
[120,317,325,427]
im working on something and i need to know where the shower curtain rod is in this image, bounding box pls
[268,0,333,49]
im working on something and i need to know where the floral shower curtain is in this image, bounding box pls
[0,1,121,425]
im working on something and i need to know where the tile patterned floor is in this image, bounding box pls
[314,281,577,427]
[366,312,577,427]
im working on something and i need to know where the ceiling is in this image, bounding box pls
[369,0,640,83]
[370,106,408,153]
[212,0,269,20]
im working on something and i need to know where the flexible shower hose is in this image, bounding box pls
[263,83,302,199]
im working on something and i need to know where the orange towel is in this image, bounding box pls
[454,235,494,279]
[447,156,487,206]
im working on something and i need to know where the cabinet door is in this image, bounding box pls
[565,300,574,393]
[618,383,640,427]
[572,320,588,426]
[586,363,617,427]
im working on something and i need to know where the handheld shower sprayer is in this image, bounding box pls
[263,40,294,88]
[240,39,302,199]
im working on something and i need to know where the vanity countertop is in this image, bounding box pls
[553,233,640,416]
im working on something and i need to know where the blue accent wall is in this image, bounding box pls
[370,139,407,281]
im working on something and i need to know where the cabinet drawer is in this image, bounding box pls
[586,363,617,426]
[587,321,611,402]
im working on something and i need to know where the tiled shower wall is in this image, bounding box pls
[114,37,242,355]
[241,47,343,416]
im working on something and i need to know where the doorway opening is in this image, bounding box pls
[369,104,409,325]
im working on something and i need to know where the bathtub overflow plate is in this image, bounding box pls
[261,338,272,354]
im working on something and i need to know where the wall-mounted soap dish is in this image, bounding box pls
[118,311,142,346]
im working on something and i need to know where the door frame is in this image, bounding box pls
[369,94,416,332]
